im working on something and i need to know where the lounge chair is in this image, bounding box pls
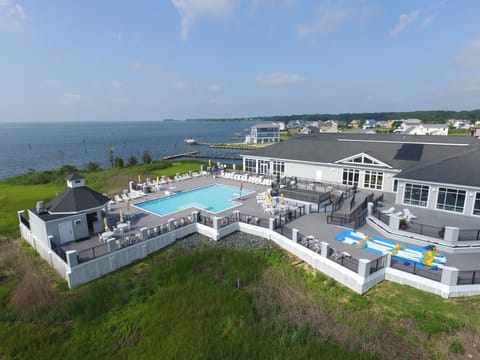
[403,208,417,220]
[381,207,395,214]
[114,194,123,203]
[121,194,130,201]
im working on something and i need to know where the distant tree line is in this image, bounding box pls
[186,110,480,124]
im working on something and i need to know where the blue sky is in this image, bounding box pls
[1,0,480,121]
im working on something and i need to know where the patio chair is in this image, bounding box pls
[114,194,123,203]
[403,208,417,220]
[381,207,395,214]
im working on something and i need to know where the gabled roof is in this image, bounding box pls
[244,133,480,176]
[47,186,110,213]
[65,172,85,181]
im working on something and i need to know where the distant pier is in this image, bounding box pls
[163,151,199,160]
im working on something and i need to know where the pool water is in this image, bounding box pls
[134,184,253,216]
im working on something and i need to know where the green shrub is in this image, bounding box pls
[449,340,465,354]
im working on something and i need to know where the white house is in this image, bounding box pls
[245,123,280,143]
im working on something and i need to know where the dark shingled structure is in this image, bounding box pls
[245,133,480,187]
[46,187,110,213]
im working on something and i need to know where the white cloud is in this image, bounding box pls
[0,0,28,29]
[171,0,238,41]
[112,32,122,41]
[63,93,81,101]
[112,81,126,88]
[129,61,151,70]
[256,72,306,86]
[297,1,352,37]
[454,40,480,67]
[390,10,419,37]
[421,15,434,29]
[208,84,222,92]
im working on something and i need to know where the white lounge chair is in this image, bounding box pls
[381,207,395,214]
[114,194,123,203]
[403,208,417,220]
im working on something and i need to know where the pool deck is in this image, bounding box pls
[61,174,480,270]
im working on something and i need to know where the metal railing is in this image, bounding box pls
[77,244,109,264]
[403,221,444,239]
[374,209,391,225]
[327,248,360,273]
[390,258,442,282]
[457,270,480,285]
[458,229,480,242]
[369,255,386,274]
[239,213,270,229]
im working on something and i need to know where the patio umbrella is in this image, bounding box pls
[208,159,211,167]
[103,217,109,232]
[166,176,169,185]
[138,175,141,183]
[156,176,160,185]
[126,199,131,211]
[119,209,124,223]
[280,193,285,205]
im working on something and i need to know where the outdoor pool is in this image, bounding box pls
[134,184,253,216]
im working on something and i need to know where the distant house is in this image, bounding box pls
[349,120,361,128]
[362,119,376,129]
[272,121,286,131]
[394,119,448,136]
[20,173,110,249]
[473,121,480,137]
[449,119,471,130]
[319,120,340,133]
[246,123,280,143]
[376,120,388,128]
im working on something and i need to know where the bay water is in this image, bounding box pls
[0,120,256,180]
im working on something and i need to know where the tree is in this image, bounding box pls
[113,157,124,168]
[142,150,152,164]
[127,155,138,167]
[85,162,101,172]
[60,165,78,175]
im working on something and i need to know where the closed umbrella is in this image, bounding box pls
[138,175,141,183]
[126,199,131,211]
[103,217,109,232]
[119,209,124,223]
[280,193,285,205]
[156,176,160,185]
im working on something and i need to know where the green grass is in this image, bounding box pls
[0,246,370,359]
[2,165,480,358]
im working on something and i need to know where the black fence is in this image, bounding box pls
[20,213,30,229]
[50,239,67,263]
[458,229,480,242]
[390,258,442,282]
[369,256,386,274]
[374,209,391,225]
[198,215,214,227]
[403,221,443,239]
[77,244,109,264]
[327,248,360,273]
[457,270,480,285]
[239,213,270,229]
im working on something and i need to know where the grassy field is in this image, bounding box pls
[1,164,480,359]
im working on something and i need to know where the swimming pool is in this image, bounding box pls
[134,184,253,216]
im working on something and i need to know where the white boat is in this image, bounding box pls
[184,138,198,145]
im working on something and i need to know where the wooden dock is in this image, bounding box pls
[162,151,199,160]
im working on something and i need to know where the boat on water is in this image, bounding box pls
[184,138,198,145]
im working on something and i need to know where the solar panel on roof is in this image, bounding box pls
[394,143,424,161]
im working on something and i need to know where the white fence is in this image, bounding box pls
[19,216,480,297]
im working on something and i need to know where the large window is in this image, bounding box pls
[244,158,257,173]
[272,161,284,176]
[342,168,359,186]
[364,170,383,190]
[403,183,429,207]
[474,192,480,216]
[258,160,270,175]
[436,187,466,213]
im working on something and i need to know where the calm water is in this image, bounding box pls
[135,184,253,216]
[0,121,255,180]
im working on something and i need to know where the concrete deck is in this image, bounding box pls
[61,174,480,270]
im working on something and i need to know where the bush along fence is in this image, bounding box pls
[19,209,480,297]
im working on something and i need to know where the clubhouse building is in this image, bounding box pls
[241,133,480,218]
